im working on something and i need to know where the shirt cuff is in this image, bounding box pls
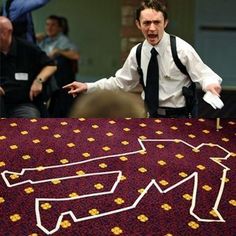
[86,83,96,93]
[202,78,222,92]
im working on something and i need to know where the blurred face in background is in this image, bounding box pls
[136,8,168,46]
[0,17,13,52]
[45,19,61,38]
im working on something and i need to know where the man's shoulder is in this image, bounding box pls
[15,37,45,57]
[131,41,146,53]
[171,35,199,64]
[56,33,70,42]
[51,34,74,48]
[16,37,38,49]
[174,35,194,50]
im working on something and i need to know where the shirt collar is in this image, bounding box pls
[46,32,64,42]
[143,31,169,57]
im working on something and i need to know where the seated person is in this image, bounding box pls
[68,90,147,118]
[38,15,80,117]
[0,16,57,118]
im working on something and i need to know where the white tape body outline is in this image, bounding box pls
[1,139,231,235]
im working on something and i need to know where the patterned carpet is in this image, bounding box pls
[0,118,235,236]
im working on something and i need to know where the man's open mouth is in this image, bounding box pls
[148,34,158,40]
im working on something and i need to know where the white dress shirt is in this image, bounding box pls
[87,32,222,108]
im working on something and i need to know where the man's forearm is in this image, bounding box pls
[34,65,57,83]
[58,49,80,60]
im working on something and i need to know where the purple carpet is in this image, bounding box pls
[0,118,235,235]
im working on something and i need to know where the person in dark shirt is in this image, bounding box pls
[0,16,57,118]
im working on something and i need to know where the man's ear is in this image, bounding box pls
[164,19,169,29]
[135,20,141,30]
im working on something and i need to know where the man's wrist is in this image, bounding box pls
[35,77,44,84]
[0,86,5,96]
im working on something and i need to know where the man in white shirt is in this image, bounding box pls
[63,0,222,118]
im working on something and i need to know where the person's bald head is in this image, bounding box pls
[0,16,13,53]
[0,16,13,33]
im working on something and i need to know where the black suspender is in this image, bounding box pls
[136,42,145,89]
[170,35,190,77]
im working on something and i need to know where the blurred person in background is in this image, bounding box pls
[38,15,80,117]
[1,0,50,43]
[69,90,147,118]
[0,16,57,118]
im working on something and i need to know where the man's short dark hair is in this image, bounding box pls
[135,0,168,22]
[47,15,63,27]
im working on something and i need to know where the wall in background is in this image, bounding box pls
[195,0,236,87]
[167,0,195,45]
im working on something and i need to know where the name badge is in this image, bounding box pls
[15,73,28,81]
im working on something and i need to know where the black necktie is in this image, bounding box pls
[145,48,159,117]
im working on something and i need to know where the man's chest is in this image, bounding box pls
[0,53,35,79]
